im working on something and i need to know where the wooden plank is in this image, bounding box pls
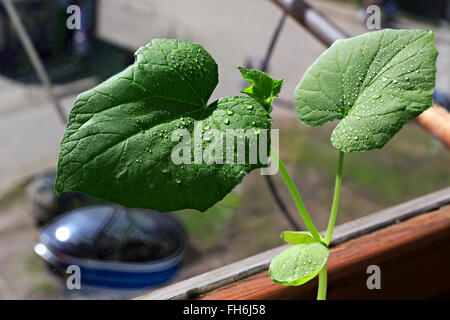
[136,187,450,300]
[199,205,450,300]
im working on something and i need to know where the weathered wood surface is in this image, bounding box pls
[199,204,450,300]
[137,187,450,300]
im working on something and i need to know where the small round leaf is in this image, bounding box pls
[269,243,329,286]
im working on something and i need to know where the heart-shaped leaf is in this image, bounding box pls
[281,231,316,245]
[55,39,281,212]
[295,29,437,152]
[269,242,329,286]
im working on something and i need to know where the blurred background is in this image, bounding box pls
[0,0,449,299]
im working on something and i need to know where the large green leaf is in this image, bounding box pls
[269,242,329,286]
[295,29,437,152]
[55,39,281,212]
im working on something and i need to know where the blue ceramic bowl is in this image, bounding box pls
[34,205,185,290]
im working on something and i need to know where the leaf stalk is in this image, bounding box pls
[269,147,321,242]
[317,265,327,300]
[325,151,345,244]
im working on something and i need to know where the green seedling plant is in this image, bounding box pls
[55,29,437,300]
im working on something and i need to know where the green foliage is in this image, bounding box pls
[55,39,282,212]
[238,67,283,112]
[271,29,437,295]
[281,231,317,245]
[295,29,437,152]
[269,242,329,286]
[53,30,439,299]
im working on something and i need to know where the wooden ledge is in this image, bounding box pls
[137,188,450,300]
[199,205,450,300]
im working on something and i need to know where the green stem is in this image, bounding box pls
[316,151,345,300]
[270,147,321,242]
[317,265,327,300]
[325,151,345,245]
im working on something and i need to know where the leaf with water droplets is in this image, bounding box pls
[55,39,281,212]
[295,29,437,152]
[269,242,329,286]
